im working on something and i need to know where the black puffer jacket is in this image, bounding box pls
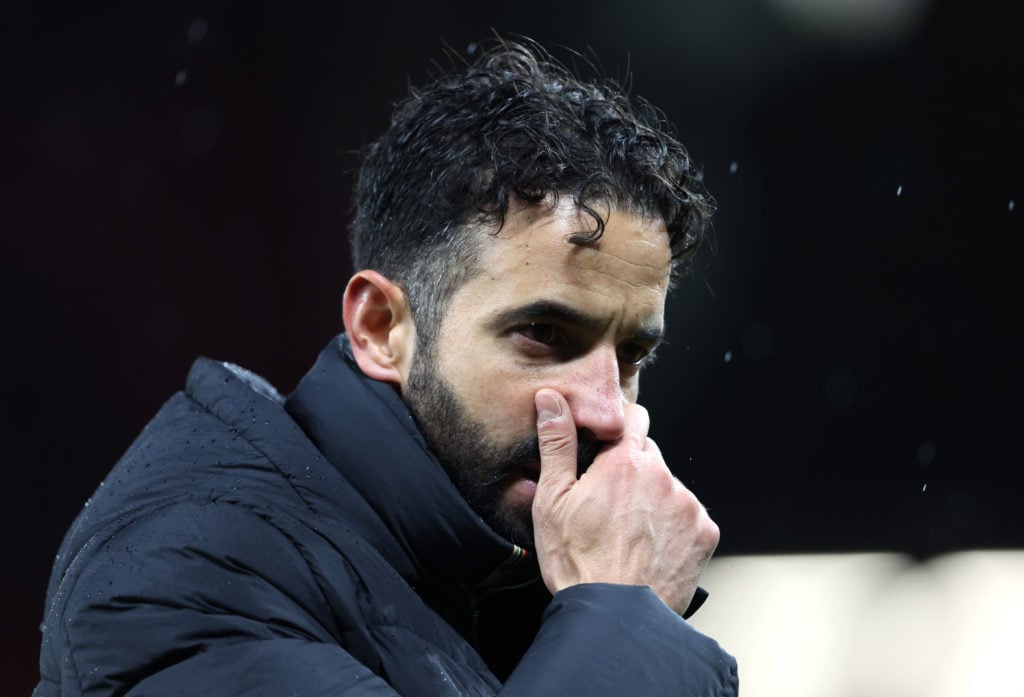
[35,336,738,696]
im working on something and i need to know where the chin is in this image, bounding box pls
[489,489,536,548]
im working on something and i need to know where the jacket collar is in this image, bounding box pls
[284,335,538,594]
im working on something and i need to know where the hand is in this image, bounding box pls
[531,389,720,615]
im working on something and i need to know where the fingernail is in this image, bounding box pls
[536,392,562,422]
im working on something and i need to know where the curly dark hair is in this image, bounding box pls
[351,38,714,346]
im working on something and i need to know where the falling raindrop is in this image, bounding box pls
[896,185,903,197]
[728,161,739,174]
[723,350,733,363]
[1010,200,1016,212]
[175,69,187,86]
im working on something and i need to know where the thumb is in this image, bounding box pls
[535,389,578,492]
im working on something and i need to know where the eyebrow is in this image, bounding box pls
[484,299,665,348]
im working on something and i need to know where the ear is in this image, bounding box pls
[342,270,416,388]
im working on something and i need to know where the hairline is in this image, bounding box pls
[407,194,676,352]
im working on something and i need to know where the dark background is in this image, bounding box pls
[3,0,1021,690]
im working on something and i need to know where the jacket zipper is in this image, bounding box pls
[466,544,534,648]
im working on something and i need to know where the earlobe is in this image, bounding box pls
[342,270,415,387]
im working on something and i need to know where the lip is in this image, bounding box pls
[500,463,541,503]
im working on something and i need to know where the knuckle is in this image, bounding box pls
[672,482,700,509]
[670,475,687,494]
[622,401,642,415]
[703,517,721,547]
[623,449,647,471]
[691,512,720,555]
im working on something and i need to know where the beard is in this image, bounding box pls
[404,346,602,548]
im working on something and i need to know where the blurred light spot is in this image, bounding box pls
[1010,200,1016,212]
[729,161,739,174]
[917,440,935,465]
[742,322,775,361]
[922,483,928,492]
[174,69,187,86]
[724,350,733,363]
[766,0,931,48]
[187,18,208,44]
[896,184,903,196]
[823,367,857,409]
[694,552,1024,697]
[693,553,912,697]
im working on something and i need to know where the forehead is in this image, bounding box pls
[458,200,672,323]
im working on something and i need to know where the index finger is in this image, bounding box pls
[621,402,651,448]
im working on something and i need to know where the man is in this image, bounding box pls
[35,40,737,696]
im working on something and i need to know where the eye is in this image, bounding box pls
[511,323,576,360]
[617,342,652,366]
[519,323,562,346]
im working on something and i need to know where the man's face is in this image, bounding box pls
[403,199,673,546]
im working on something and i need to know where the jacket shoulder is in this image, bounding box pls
[43,497,496,696]
[42,499,365,695]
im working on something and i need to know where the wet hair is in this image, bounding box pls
[350,38,714,346]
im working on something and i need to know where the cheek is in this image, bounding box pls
[456,367,543,446]
[436,342,531,424]
[467,374,539,437]
[436,317,569,440]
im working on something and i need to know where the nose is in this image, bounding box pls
[564,346,627,443]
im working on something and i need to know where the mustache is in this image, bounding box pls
[481,431,605,486]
